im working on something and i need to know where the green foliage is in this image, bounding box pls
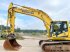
[21,30,47,33]
[15,28,21,32]
[15,33,24,40]
[0,25,47,33]
[0,25,10,30]
[0,25,47,40]
[32,32,36,35]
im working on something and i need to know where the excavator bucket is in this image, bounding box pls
[3,34,21,50]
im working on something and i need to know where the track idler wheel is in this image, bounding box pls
[39,40,50,46]
[39,40,44,46]
[3,33,22,51]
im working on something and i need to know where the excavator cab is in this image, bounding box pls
[50,21,68,37]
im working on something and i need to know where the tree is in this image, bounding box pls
[15,28,21,32]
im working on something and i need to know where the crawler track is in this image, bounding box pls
[39,40,70,52]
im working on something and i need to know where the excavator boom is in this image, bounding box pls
[8,3,52,34]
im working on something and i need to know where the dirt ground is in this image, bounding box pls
[0,36,43,52]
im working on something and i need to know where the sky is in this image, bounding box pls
[0,0,70,30]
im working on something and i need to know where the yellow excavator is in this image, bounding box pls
[3,3,70,52]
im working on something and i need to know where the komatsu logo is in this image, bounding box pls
[22,9,34,15]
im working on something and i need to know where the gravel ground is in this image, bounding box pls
[0,37,43,52]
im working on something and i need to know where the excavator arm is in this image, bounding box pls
[8,3,52,36]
